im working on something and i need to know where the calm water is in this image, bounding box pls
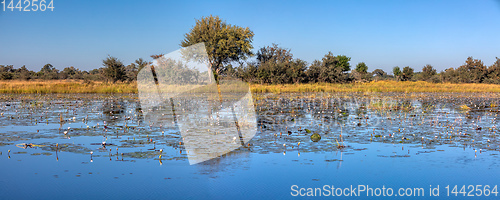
[0,93,499,199]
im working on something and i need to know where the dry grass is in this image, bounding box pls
[249,80,500,93]
[0,80,137,94]
[1,80,500,94]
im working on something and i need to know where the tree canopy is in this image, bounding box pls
[103,56,126,83]
[180,15,254,76]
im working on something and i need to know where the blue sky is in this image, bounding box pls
[1,0,499,74]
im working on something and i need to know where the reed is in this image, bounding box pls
[249,81,500,93]
[1,80,500,93]
[0,80,137,94]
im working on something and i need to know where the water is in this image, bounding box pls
[0,93,499,199]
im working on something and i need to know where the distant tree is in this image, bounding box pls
[372,69,386,78]
[60,66,80,79]
[306,60,323,83]
[16,65,34,80]
[485,57,500,84]
[180,15,254,76]
[306,52,351,83]
[421,64,437,81]
[392,66,402,81]
[41,64,55,73]
[355,62,368,74]
[102,56,126,83]
[402,66,414,81]
[456,57,486,83]
[249,44,306,84]
[124,64,137,82]
[287,59,308,84]
[370,69,388,80]
[135,58,148,72]
[0,65,14,80]
[353,62,369,81]
[38,64,59,80]
[440,68,459,83]
[235,62,258,83]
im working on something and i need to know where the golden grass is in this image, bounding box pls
[249,81,500,93]
[0,80,137,94]
[1,80,500,94]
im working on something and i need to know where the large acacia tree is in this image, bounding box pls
[180,15,254,76]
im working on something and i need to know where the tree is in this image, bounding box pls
[180,15,254,76]
[372,69,386,77]
[124,58,148,83]
[135,58,148,72]
[306,52,351,83]
[355,62,368,74]
[371,69,388,81]
[60,66,81,79]
[456,57,486,83]
[353,62,369,81]
[16,65,34,80]
[421,64,437,81]
[102,56,126,83]
[38,64,59,80]
[402,66,414,81]
[393,66,402,81]
[249,44,306,84]
[41,64,55,73]
[0,65,14,80]
[485,57,500,84]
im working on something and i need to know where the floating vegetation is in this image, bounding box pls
[310,133,321,142]
[0,92,498,162]
[0,142,12,146]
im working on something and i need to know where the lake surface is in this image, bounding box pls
[0,93,499,199]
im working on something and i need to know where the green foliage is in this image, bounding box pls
[421,64,437,81]
[306,52,351,83]
[371,69,389,81]
[353,62,370,81]
[180,15,254,76]
[124,58,148,83]
[14,66,34,80]
[102,56,126,83]
[440,57,488,84]
[485,57,500,84]
[38,64,59,80]
[355,62,368,73]
[237,44,306,84]
[402,66,414,81]
[457,57,486,83]
[60,66,84,80]
[0,65,14,80]
[393,66,402,81]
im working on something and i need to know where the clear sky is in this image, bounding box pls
[1,0,499,74]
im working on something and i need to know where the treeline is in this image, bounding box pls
[227,44,500,84]
[2,47,499,85]
[0,56,148,83]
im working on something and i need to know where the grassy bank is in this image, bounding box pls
[1,80,500,94]
[250,81,500,93]
[0,80,137,94]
